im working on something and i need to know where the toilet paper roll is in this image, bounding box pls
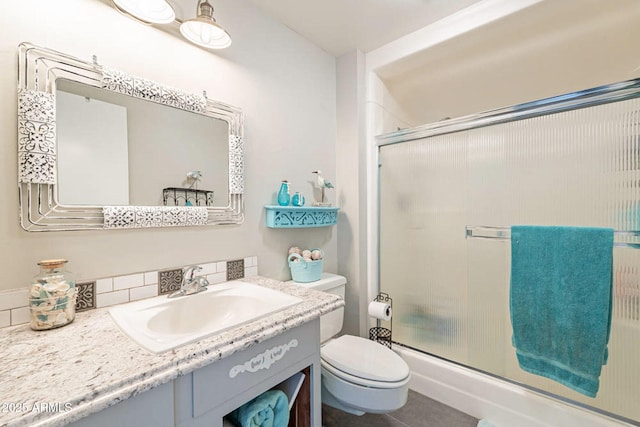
[368,301,392,321]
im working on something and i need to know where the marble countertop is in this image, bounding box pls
[0,276,344,427]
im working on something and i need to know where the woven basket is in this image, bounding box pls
[288,250,323,283]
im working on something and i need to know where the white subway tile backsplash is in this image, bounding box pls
[143,271,158,285]
[206,272,227,285]
[0,289,28,311]
[0,255,259,329]
[11,307,30,325]
[113,273,144,291]
[199,262,217,275]
[96,290,129,308]
[130,285,158,301]
[0,311,10,328]
[96,278,113,294]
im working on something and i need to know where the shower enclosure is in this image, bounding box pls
[378,79,640,423]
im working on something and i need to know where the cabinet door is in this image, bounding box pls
[68,381,173,427]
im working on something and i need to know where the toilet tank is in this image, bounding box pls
[288,273,346,342]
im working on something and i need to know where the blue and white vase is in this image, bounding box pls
[292,192,305,207]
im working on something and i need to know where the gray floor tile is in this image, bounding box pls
[322,405,408,427]
[322,389,478,427]
[388,390,478,427]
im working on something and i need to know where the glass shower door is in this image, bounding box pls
[379,95,640,422]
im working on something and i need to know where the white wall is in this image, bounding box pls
[0,0,336,289]
[336,50,368,336]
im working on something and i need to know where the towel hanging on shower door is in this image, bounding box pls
[509,225,614,398]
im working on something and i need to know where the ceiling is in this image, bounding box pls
[243,0,483,57]
[377,0,640,126]
[165,0,640,128]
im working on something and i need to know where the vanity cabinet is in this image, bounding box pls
[175,320,321,427]
[68,381,174,427]
[70,320,321,427]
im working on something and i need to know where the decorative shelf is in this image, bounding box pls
[163,187,214,207]
[265,205,339,228]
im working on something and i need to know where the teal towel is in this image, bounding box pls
[510,225,614,398]
[477,420,497,427]
[229,390,289,427]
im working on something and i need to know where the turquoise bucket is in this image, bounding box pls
[288,251,323,283]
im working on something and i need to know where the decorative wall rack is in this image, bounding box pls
[163,187,214,207]
[264,205,338,228]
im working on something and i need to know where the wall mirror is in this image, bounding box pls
[17,43,244,231]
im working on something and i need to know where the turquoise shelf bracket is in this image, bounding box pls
[264,205,339,228]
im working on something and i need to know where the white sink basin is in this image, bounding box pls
[109,281,302,354]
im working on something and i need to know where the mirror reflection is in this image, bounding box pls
[55,79,229,207]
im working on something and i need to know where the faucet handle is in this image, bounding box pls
[183,265,203,281]
[196,276,210,289]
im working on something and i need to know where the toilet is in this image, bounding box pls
[289,273,410,416]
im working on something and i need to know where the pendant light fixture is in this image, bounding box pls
[111,0,176,24]
[180,0,232,50]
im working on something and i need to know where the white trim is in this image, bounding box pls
[366,0,543,73]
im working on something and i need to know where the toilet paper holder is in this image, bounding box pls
[369,292,392,349]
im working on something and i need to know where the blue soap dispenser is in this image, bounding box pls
[277,180,291,206]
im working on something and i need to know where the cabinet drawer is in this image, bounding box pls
[192,321,319,418]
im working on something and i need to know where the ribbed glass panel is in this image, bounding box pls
[379,98,640,422]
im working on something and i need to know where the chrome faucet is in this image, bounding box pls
[168,265,209,298]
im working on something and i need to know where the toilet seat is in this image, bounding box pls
[321,358,411,389]
[321,335,410,386]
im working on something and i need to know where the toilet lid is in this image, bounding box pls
[321,335,410,382]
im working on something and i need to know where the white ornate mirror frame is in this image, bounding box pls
[17,42,244,231]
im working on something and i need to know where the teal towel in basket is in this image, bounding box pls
[229,390,289,427]
[510,225,614,398]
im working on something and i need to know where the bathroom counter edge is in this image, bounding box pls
[0,276,343,427]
